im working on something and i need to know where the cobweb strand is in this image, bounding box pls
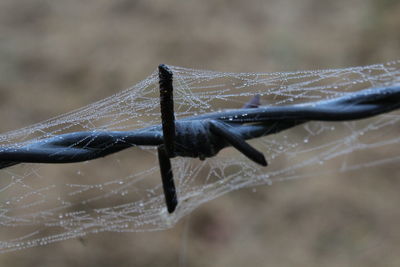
[0,60,399,252]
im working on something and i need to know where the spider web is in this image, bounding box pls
[0,60,399,252]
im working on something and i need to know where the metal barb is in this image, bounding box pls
[158,64,178,213]
[158,64,175,156]
[209,120,267,166]
[157,146,178,213]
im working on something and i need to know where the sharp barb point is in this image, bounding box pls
[158,146,178,213]
[209,120,268,167]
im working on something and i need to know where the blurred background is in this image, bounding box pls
[0,0,399,266]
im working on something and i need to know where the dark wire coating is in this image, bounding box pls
[0,85,399,166]
[0,66,399,213]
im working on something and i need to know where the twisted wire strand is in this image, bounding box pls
[0,85,399,168]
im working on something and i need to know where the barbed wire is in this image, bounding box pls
[0,64,399,212]
[1,85,398,167]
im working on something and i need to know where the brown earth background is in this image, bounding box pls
[0,0,400,266]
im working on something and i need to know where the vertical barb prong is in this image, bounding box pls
[158,64,175,156]
[158,64,178,213]
[158,146,178,213]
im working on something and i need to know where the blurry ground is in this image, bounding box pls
[0,0,400,266]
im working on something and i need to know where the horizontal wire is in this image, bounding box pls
[0,85,399,168]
